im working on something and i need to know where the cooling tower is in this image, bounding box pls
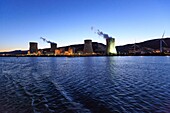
[50,43,57,52]
[29,42,38,53]
[83,40,93,53]
[106,38,117,55]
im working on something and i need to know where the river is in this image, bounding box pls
[0,56,170,113]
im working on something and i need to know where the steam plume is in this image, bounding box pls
[97,29,111,39]
[91,26,112,39]
[40,37,56,44]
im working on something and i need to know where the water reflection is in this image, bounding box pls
[0,57,170,112]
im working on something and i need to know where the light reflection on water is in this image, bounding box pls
[0,57,170,113]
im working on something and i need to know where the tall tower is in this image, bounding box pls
[50,43,57,52]
[106,38,117,55]
[29,42,38,53]
[83,39,93,54]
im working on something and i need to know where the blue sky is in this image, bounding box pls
[0,0,170,52]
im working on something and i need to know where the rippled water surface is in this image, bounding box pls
[0,56,170,113]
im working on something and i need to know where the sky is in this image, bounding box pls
[0,0,170,52]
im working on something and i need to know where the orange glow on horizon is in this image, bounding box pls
[0,48,27,52]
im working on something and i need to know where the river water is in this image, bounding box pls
[0,56,170,113]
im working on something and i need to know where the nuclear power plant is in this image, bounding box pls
[1,29,119,56]
[106,38,117,55]
[3,35,170,56]
[26,30,118,56]
[27,39,107,56]
[83,40,94,54]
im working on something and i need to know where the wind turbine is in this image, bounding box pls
[131,39,140,54]
[160,31,168,53]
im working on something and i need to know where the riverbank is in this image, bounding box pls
[1,53,170,57]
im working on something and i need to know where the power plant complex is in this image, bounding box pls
[2,28,170,56]
[27,38,115,56]
[26,29,117,56]
[25,36,170,56]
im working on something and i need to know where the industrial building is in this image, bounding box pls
[83,39,94,54]
[56,41,106,55]
[29,42,38,54]
[27,39,107,56]
[50,43,57,52]
[3,37,170,56]
[92,28,117,55]
[106,38,117,55]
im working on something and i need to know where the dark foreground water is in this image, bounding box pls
[0,57,170,113]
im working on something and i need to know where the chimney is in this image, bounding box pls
[106,38,117,55]
[29,42,38,53]
[83,39,93,54]
[50,43,57,52]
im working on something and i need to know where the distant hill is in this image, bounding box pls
[1,38,170,56]
[0,50,28,55]
[116,38,170,54]
[57,42,106,53]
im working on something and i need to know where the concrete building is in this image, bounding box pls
[83,39,93,54]
[106,38,117,55]
[55,49,61,55]
[29,42,38,53]
[68,47,74,55]
[50,43,57,52]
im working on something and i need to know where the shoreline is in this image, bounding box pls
[0,54,170,57]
